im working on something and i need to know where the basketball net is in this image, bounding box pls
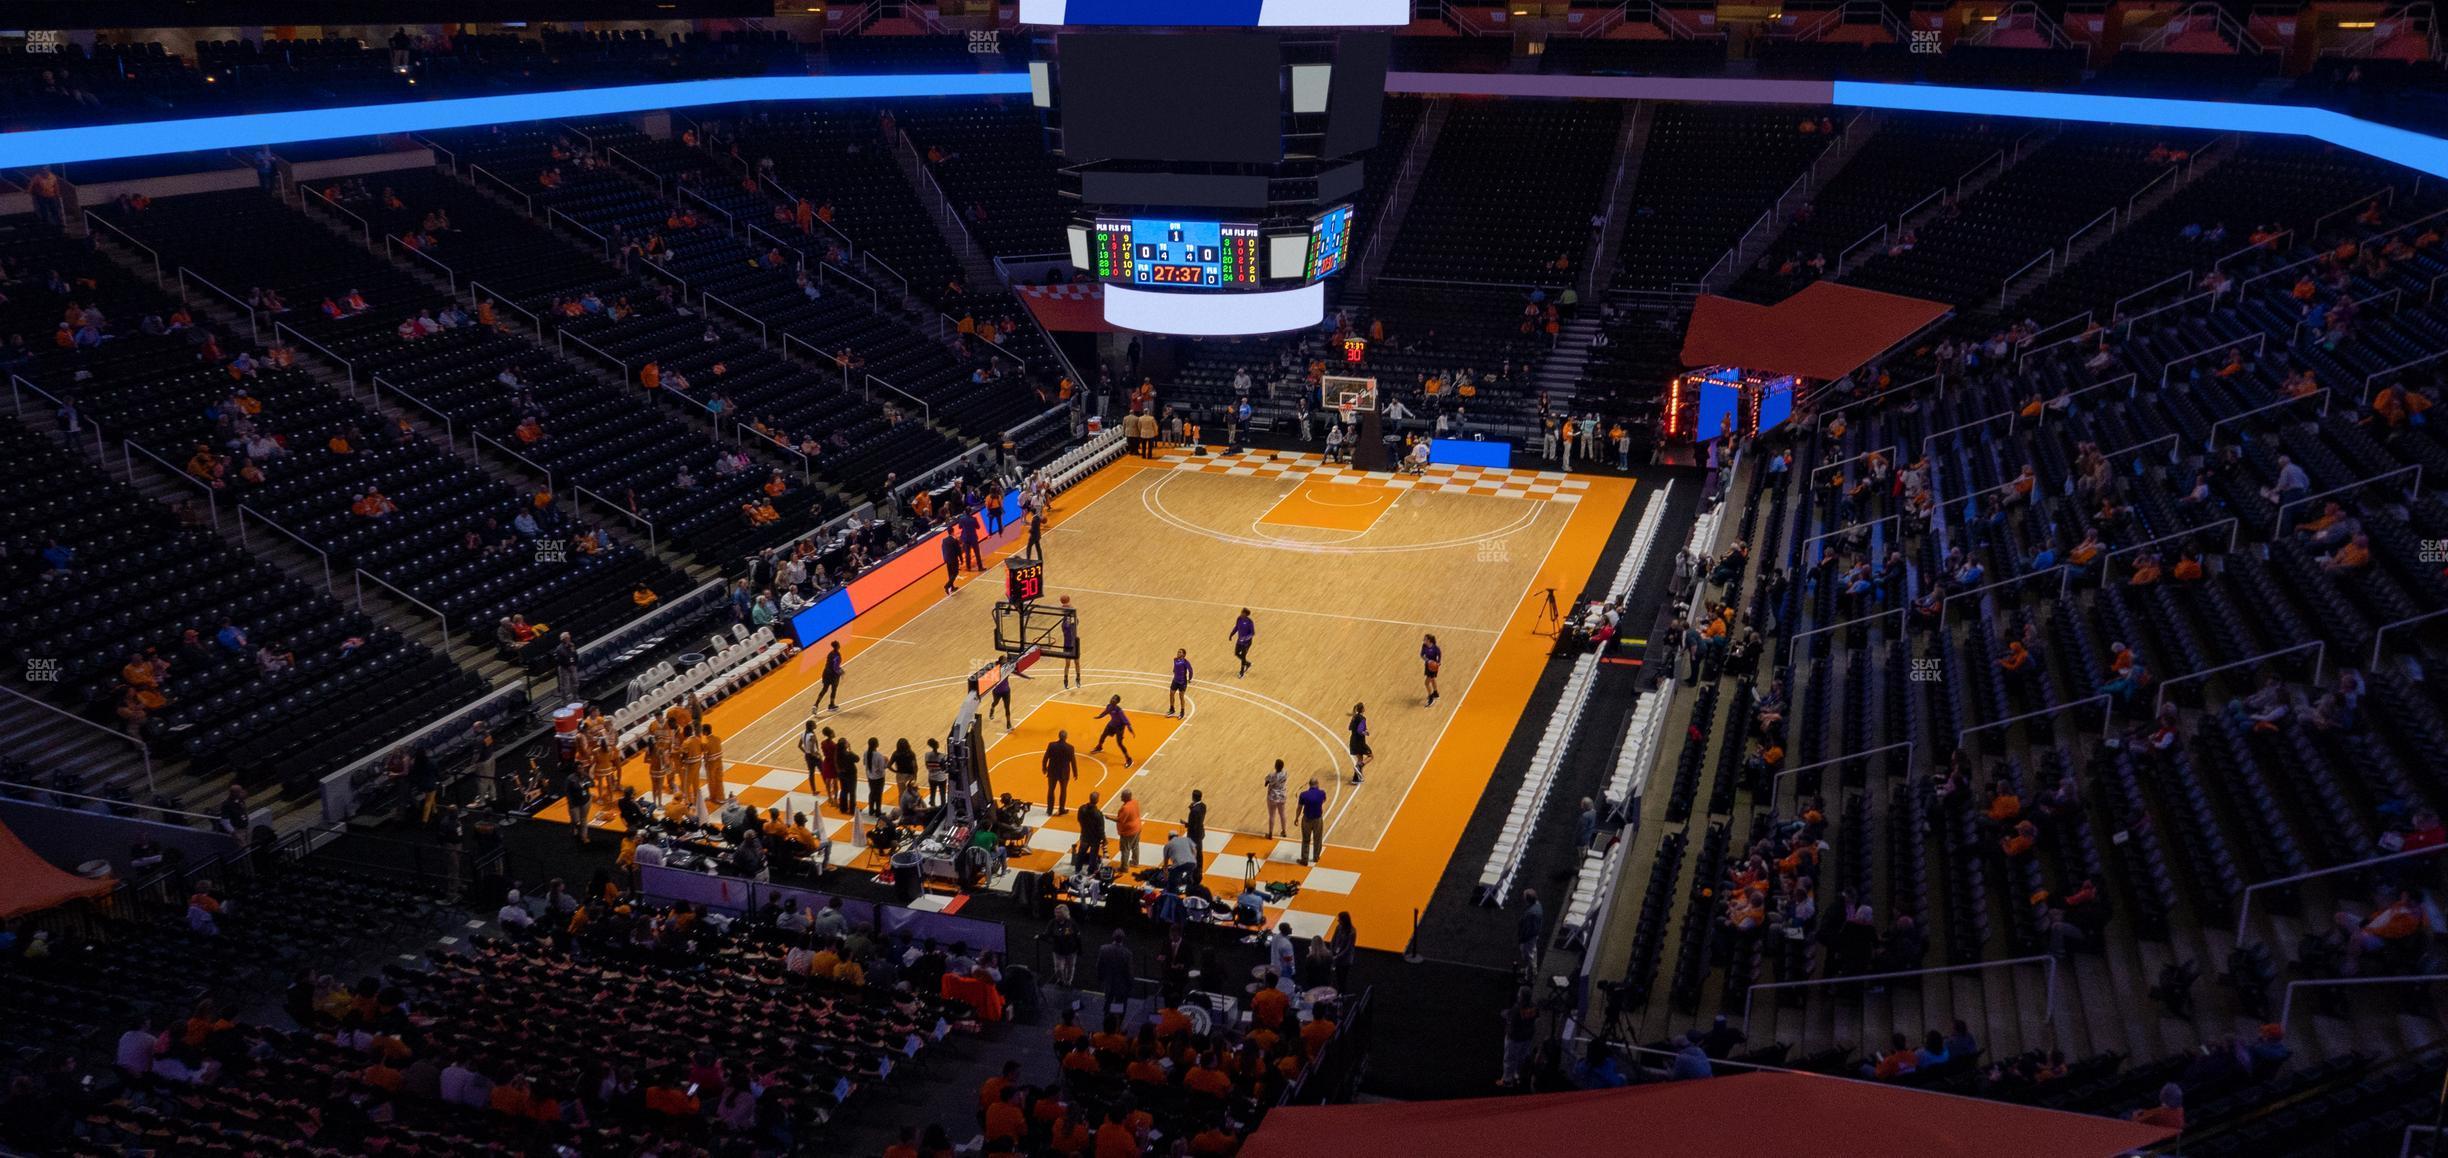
[1323,374,1376,426]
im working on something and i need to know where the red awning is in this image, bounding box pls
[1680,281,1952,381]
[1241,1072,2177,1158]
[1016,283,1119,333]
[0,816,113,919]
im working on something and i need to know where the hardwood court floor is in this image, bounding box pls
[558,447,1634,950]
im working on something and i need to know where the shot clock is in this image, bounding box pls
[1004,555,1045,604]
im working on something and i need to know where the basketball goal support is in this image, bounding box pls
[1324,374,1389,472]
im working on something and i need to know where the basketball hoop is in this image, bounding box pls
[1324,374,1376,427]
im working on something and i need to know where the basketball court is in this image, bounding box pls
[555,441,1635,951]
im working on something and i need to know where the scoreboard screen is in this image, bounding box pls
[1092,218,1261,289]
[1307,204,1354,280]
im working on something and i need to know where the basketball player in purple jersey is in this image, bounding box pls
[1167,649,1192,716]
[1227,609,1256,677]
[1421,633,1443,706]
[1058,595,1081,688]
[1088,694,1134,767]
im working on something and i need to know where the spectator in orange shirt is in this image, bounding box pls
[1095,1107,1140,1158]
[978,1060,1020,1111]
[983,1086,1027,1143]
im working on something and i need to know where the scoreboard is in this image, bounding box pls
[1307,203,1354,280]
[1092,218,1260,289]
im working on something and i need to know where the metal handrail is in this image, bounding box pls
[2272,464,2422,536]
[735,421,813,483]
[1810,443,1899,480]
[472,164,533,215]
[1837,223,1889,269]
[558,329,631,383]
[1920,409,2017,453]
[472,430,555,493]
[1745,956,2056,1038]
[548,206,611,256]
[82,211,162,285]
[1893,186,1947,234]
[866,373,932,425]
[2360,348,2448,405]
[1958,695,2113,749]
[863,253,910,302]
[122,438,220,528]
[2113,271,2194,319]
[634,255,689,299]
[2103,430,2181,464]
[2308,185,2395,241]
[2015,311,2096,368]
[702,290,768,348]
[607,146,666,195]
[385,234,457,292]
[1802,513,1899,550]
[681,186,736,234]
[0,684,155,793]
[2160,331,2264,387]
[272,321,357,389]
[2280,974,2448,1037]
[1935,564,2074,619]
[1794,605,1904,641]
[2153,640,2325,713]
[353,568,453,659]
[1957,147,2005,197]
[2207,388,2330,450]
[2371,608,2448,668]
[2063,206,2118,264]
[2118,288,2220,338]
[2124,164,2176,220]
[572,483,658,555]
[300,182,372,246]
[11,373,106,461]
[2102,517,2241,569]
[466,281,540,332]
[2241,205,2448,294]
[2211,229,2287,272]
[1998,249,2055,309]
[0,776,212,819]
[1821,373,1937,419]
[576,576,722,669]
[366,373,456,449]
[1769,740,1915,800]
[237,503,335,592]
[177,266,260,345]
[2235,843,2448,949]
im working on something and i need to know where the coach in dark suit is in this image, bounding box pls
[1042,730,1075,816]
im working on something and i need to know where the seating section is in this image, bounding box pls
[1613,105,1832,293]
[84,191,695,660]
[1726,112,2017,304]
[1843,129,2203,307]
[1385,101,1622,284]
[721,107,967,300]
[900,103,1068,260]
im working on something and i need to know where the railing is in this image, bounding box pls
[559,329,631,383]
[122,438,219,527]
[0,777,213,821]
[607,146,665,195]
[472,430,555,493]
[1998,249,2056,309]
[2309,185,2395,241]
[237,504,335,592]
[2112,271,2195,319]
[354,568,453,659]
[572,484,659,555]
[1820,373,1936,418]
[1958,696,2114,749]
[2273,464,2422,536]
[2207,388,2330,450]
[177,266,260,344]
[82,210,162,285]
[2063,206,2119,265]
[1801,513,1899,552]
[10,373,107,461]
[863,253,911,303]
[2211,229,2286,272]
[2242,205,2448,295]
[1936,564,2075,619]
[0,684,155,793]
[548,206,611,257]
[1893,186,1947,235]
[2160,331,2264,387]
[1744,956,2056,1038]
[472,164,533,215]
[1957,147,2005,198]
[735,420,813,483]
[1770,741,1915,803]
[317,682,526,822]
[2124,164,2177,221]
[300,182,372,246]
[702,290,768,348]
[575,576,722,672]
[367,373,457,448]
[1809,444,1899,480]
[2280,974,2448,1037]
[2015,313,2098,369]
[2102,518,2242,574]
[634,254,690,300]
[466,281,540,332]
[2235,843,2448,949]
[1920,410,2017,454]
[2118,288,2221,338]
[1837,223,1889,270]
[2103,430,2181,465]
[2371,608,2448,668]
[866,373,932,425]
[2153,640,2325,713]
[386,234,457,292]
[270,320,357,390]
[1794,605,1905,641]
[2361,348,2448,405]
[681,186,736,235]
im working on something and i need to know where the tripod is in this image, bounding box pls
[1533,587,1562,636]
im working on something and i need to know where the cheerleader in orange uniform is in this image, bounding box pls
[699,727,727,810]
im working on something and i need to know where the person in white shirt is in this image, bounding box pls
[1268,922,1298,978]
[116,1022,162,1077]
[496,890,535,937]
